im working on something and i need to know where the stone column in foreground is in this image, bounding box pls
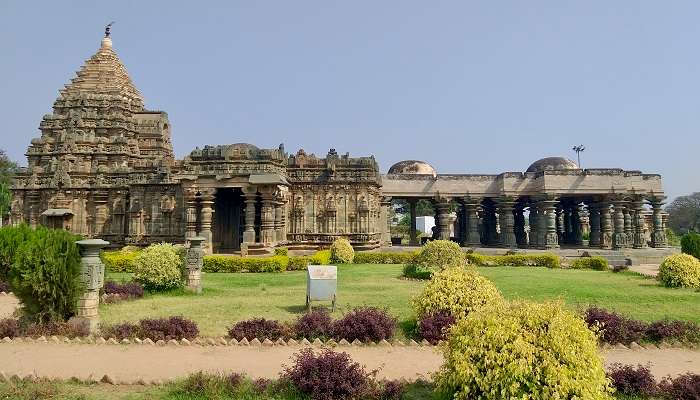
[434,197,452,241]
[242,186,258,244]
[186,237,205,294]
[632,197,648,249]
[650,197,667,248]
[74,239,109,333]
[542,198,560,249]
[198,190,215,254]
[464,197,482,247]
[497,197,517,248]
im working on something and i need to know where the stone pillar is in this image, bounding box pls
[435,197,452,241]
[185,237,205,294]
[563,205,572,245]
[483,201,499,246]
[260,190,275,245]
[632,197,648,249]
[650,197,667,248]
[588,202,601,247]
[612,199,627,250]
[542,199,560,249]
[198,191,215,254]
[274,199,285,244]
[464,198,481,247]
[623,203,633,247]
[380,197,392,247]
[514,205,527,248]
[408,199,419,246]
[600,201,613,249]
[74,239,109,333]
[573,204,584,246]
[185,190,198,239]
[242,187,257,244]
[528,205,539,248]
[497,198,517,248]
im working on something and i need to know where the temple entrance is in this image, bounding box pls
[213,188,245,253]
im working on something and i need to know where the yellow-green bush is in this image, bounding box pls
[288,250,332,270]
[329,238,355,264]
[353,251,418,264]
[436,301,612,400]
[202,255,287,273]
[465,252,561,268]
[101,248,140,273]
[412,268,502,320]
[409,240,465,276]
[132,243,184,291]
[571,256,609,271]
[658,253,700,288]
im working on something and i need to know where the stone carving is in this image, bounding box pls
[186,237,205,293]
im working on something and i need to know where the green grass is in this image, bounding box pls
[101,265,700,337]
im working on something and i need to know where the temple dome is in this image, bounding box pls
[388,160,437,176]
[526,157,579,173]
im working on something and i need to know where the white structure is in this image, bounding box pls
[416,216,435,235]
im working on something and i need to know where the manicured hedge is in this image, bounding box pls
[203,255,288,273]
[353,252,417,264]
[571,256,609,271]
[288,250,332,271]
[465,252,561,268]
[101,248,140,273]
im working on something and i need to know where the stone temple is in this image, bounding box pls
[10,34,669,254]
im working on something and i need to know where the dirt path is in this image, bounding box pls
[0,293,19,319]
[628,264,660,277]
[0,343,699,383]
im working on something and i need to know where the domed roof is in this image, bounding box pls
[526,157,579,173]
[388,160,437,176]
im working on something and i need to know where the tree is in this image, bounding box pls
[0,150,18,226]
[666,192,700,234]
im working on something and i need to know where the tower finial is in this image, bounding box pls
[105,21,115,38]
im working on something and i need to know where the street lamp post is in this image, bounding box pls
[572,145,585,168]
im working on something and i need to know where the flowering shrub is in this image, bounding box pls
[330,307,397,342]
[417,311,456,344]
[607,363,657,397]
[329,238,354,264]
[658,253,700,288]
[132,243,184,291]
[408,240,465,275]
[293,309,332,339]
[436,301,612,400]
[571,256,609,271]
[681,232,700,260]
[412,268,502,320]
[228,318,286,340]
[283,348,372,400]
[584,307,647,344]
[0,318,20,338]
[658,372,700,399]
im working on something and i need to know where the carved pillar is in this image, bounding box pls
[74,239,109,333]
[380,197,392,247]
[528,204,539,248]
[464,198,481,247]
[514,204,527,248]
[482,201,499,246]
[274,196,286,244]
[650,197,667,248]
[93,191,109,237]
[632,197,647,249]
[612,199,627,250]
[540,198,559,249]
[186,237,205,294]
[434,197,452,241]
[588,202,601,247]
[600,201,613,249]
[27,191,40,229]
[623,203,633,247]
[242,186,257,244]
[573,204,584,246]
[198,190,215,254]
[496,197,517,248]
[259,188,275,246]
[408,199,419,246]
[562,205,572,244]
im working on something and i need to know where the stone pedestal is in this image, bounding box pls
[186,237,205,294]
[74,239,109,333]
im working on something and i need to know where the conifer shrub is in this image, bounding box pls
[408,240,465,276]
[330,238,354,264]
[0,224,33,281]
[412,268,502,321]
[681,231,700,259]
[9,227,83,323]
[330,307,397,342]
[227,318,286,340]
[132,243,184,291]
[293,308,332,339]
[571,256,609,270]
[436,301,612,400]
[658,253,700,288]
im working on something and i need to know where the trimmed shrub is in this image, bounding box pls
[571,256,609,271]
[138,316,199,341]
[607,363,657,397]
[417,311,456,345]
[329,238,355,264]
[102,321,141,340]
[203,255,287,273]
[22,319,90,338]
[288,250,332,271]
[402,263,432,280]
[409,240,465,275]
[353,251,417,265]
[0,224,33,281]
[330,307,397,342]
[436,301,612,400]
[100,248,140,273]
[293,309,332,339]
[658,373,700,400]
[274,247,288,256]
[283,348,372,400]
[228,318,286,340]
[658,253,700,288]
[9,227,83,322]
[681,232,700,259]
[132,243,184,291]
[412,268,502,320]
[465,252,561,268]
[584,307,647,344]
[0,318,20,338]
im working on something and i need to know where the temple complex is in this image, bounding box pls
[10,34,669,254]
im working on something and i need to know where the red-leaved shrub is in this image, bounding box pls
[102,322,141,340]
[293,309,332,339]
[22,319,90,338]
[417,311,456,344]
[103,281,144,302]
[658,373,700,400]
[647,320,700,343]
[608,364,657,396]
[139,316,199,341]
[330,307,396,342]
[0,280,9,293]
[377,380,406,400]
[584,307,647,344]
[283,348,372,400]
[0,318,20,338]
[228,318,285,340]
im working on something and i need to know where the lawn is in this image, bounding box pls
[101,265,700,337]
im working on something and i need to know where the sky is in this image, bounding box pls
[1,1,698,201]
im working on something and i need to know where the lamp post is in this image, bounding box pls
[572,145,585,168]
